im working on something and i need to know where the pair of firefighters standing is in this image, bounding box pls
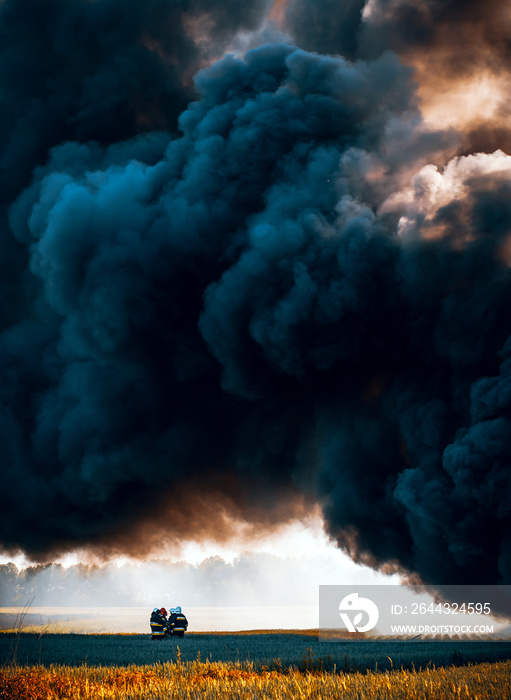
[150,606,188,639]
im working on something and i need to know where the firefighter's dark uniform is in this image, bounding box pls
[150,610,167,640]
[168,611,188,637]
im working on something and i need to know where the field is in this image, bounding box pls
[1,632,511,698]
[2,630,511,670]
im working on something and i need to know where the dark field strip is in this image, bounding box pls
[2,632,511,672]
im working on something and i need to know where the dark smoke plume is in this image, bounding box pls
[1,0,511,600]
[0,0,271,328]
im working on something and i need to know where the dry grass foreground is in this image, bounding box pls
[1,658,510,699]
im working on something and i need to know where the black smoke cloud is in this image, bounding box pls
[282,0,366,60]
[3,43,416,550]
[1,0,511,597]
[0,0,271,328]
[0,0,272,192]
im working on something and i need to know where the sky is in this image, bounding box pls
[1,0,511,616]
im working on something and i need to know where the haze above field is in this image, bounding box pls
[0,514,401,615]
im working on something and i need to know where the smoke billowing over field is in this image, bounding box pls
[0,0,511,596]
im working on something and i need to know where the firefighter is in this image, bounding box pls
[160,607,169,636]
[150,607,167,640]
[166,608,176,636]
[168,606,188,637]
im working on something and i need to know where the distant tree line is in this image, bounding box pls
[0,562,136,606]
[0,553,332,607]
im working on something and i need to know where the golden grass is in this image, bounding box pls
[1,659,510,699]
